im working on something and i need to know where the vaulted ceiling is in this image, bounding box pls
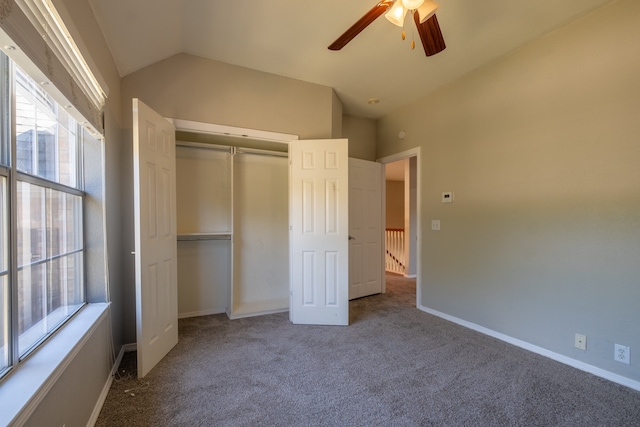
[89,0,615,118]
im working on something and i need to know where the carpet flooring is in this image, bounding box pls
[96,274,640,426]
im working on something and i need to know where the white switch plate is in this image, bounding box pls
[442,192,453,203]
[431,220,440,231]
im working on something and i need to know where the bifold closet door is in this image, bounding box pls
[176,146,231,318]
[231,152,288,317]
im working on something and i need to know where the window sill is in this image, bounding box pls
[0,302,110,426]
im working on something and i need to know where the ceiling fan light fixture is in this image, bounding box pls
[416,0,439,23]
[384,0,406,27]
[401,0,425,10]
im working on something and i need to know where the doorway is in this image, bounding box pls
[379,148,421,308]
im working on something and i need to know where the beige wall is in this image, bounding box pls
[386,181,404,229]
[342,114,377,161]
[121,53,339,139]
[23,314,112,427]
[377,0,640,382]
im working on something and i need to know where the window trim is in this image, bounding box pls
[0,26,104,137]
[0,0,108,135]
[16,0,107,111]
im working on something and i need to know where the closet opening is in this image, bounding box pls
[172,120,296,320]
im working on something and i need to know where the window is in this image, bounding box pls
[0,52,85,378]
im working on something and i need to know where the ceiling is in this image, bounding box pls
[88,0,614,119]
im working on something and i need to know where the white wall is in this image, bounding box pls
[177,240,230,317]
[232,153,289,315]
[175,145,232,317]
[377,0,640,384]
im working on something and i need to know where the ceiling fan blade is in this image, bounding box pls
[414,12,446,56]
[328,1,393,51]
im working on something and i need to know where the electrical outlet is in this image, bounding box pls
[574,333,586,350]
[431,220,440,231]
[614,344,630,364]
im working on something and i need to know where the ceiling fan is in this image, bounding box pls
[328,0,446,56]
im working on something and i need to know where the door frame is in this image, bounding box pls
[377,147,421,309]
[167,118,299,144]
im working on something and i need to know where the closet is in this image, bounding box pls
[175,137,289,319]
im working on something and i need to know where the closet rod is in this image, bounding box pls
[235,147,288,158]
[176,140,287,158]
[176,141,232,152]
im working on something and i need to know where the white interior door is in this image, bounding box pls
[290,139,349,325]
[349,158,383,300]
[133,98,178,378]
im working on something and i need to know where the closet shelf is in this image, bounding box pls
[177,233,231,241]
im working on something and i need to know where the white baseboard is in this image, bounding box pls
[87,345,124,427]
[227,308,288,320]
[403,274,417,279]
[122,343,137,352]
[419,305,640,392]
[178,308,226,319]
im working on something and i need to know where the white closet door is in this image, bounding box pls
[132,99,178,378]
[231,152,289,317]
[348,158,383,300]
[289,139,349,326]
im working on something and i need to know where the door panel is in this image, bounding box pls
[133,98,178,378]
[349,158,383,300]
[290,139,349,325]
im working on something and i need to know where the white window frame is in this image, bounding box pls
[0,54,87,377]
